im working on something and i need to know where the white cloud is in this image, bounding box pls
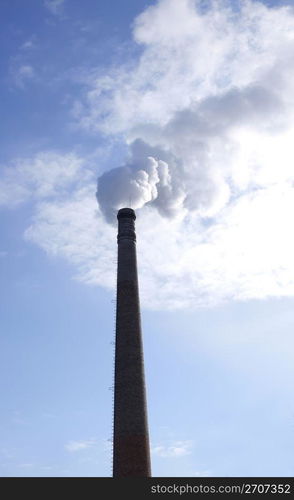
[0,152,89,209]
[11,64,35,88]
[24,185,116,289]
[44,0,65,15]
[65,439,97,453]
[151,440,192,458]
[76,0,294,308]
[77,0,294,134]
[2,0,294,310]
[88,0,294,222]
[11,152,294,311]
[20,38,37,51]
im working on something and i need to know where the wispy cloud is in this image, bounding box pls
[20,37,37,51]
[65,438,97,453]
[151,440,192,458]
[44,0,65,16]
[76,0,294,135]
[11,64,35,88]
[0,152,89,209]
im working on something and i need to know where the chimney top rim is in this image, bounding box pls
[117,208,136,220]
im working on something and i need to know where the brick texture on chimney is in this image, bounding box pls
[112,208,151,477]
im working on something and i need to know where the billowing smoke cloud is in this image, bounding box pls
[96,81,287,223]
[97,154,167,222]
[96,135,231,223]
[94,0,294,224]
[97,140,189,222]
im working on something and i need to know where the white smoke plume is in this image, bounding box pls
[96,141,187,222]
[95,0,294,225]
[97,155,165,222]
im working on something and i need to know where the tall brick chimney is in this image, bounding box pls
[112,208,151,477]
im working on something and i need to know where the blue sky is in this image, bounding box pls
[1,0,294,477]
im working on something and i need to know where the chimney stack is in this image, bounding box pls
[112,208,151,477]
